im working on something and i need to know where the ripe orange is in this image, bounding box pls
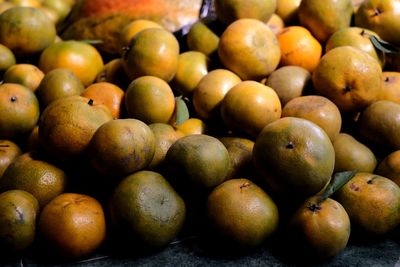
[3,63,44,92]
[0,6,56,57]
[125,76,175,124]
[220,81,281,138]
[192,69,241,121]
[172,51,210,96]
[276,0,301,23]
[186,20,220,57]
[38,40,104,86]
[173,118,207,136]
[0,139,22,178]
[122,28,179,82]
[119,19,163,48]
[0,43,16,72]
[218,18,281,81]
[38,193,106,259]
[0,83,40,140]
[277,26,322,72]
[81,82,125,119]
[379,72,400,104]
[0,151,67,208]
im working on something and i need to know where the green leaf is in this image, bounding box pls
[370,35,400,54]
[318,170,357,204]
[175,96,190,125]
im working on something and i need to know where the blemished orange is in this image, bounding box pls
[38,40,104,86]
[3,63,44,92]
[81,82,125,119]
[38,193,106,259]
[277,26,322,72]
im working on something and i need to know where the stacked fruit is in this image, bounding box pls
[0,0,399,264]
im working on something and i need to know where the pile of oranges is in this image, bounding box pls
[0,0,400,264]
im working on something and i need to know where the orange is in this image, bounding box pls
[276,0,301,23]
[0,6,56,57]
[265,65,312,106]
[379,72,400,104]
[186,20,220,57]
[0,151,67,208]
[38,193,106,259]
[173,118,207,136]
[266,13,285,35]
[39,96,113,161]
[277,26,322,72]
[192,69,241,121]
[125,76,175,124]
[119,19,163,48]
[281,95,342,142]
[214,0,277,25]
[37,68,85,108]
[81,82,125,119]
[87,119,155,178]
[38,40,104,86]
[0,43,15,72]
[3,63,44,92]
[220,80,282,138]
[207,178,279,247]
[0,190,39,252]
[172,51,210,96]
[95,58,130,89]
[0,83,40,140]
[218,18,281,81]
[376,150,400,186]
[253,117,335,201]
[122,28,179,82]
[312,46,383,113]
[0,139,22,178]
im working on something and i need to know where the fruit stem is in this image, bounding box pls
[317,170,357,204]
[88,99,94,106]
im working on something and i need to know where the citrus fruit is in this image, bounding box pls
[3,63,44,92]
[172,51,210,96]
[192,69,241,121]
[119,19,163,48]
[276,0,301,23]
[312,46,383,113]
[0,190,39,252]
[220,80,281,138]
[81,82,125,119]
[218,18,281,81]
[277,26,322,72]
[109,170,186,248]
[38,193,106,259]
[281,95,342,142]
[95,58,130,89]
[186,20,220,56]
[173,118,207,136]
[376,150,400,186]
[332,133,377,173]
[207,178,279,247]
[0,43,15,72]
[0,83,40,140]
[214,0,276,25]
[37,68,85,108]
[125,76,175,124]
[38,96,113,161]
[0,139,22,178]
[287,196,350,259]
[379,72,400,104]
[265,65,312,106]
[122,28,179,82]
[0,6,56,57]
[165,134,230,189]
[335,172,400,236]
[38,40,104,86]
[0,151,67,208]
[253,117,335,200]
[87,119,155,178]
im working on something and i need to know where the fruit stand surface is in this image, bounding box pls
[2,228,399,267]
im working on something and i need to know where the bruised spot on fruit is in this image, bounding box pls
[349,183,360,191]
[240,182,251,191]
[10,96,17,102]
[286,141,295,149]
